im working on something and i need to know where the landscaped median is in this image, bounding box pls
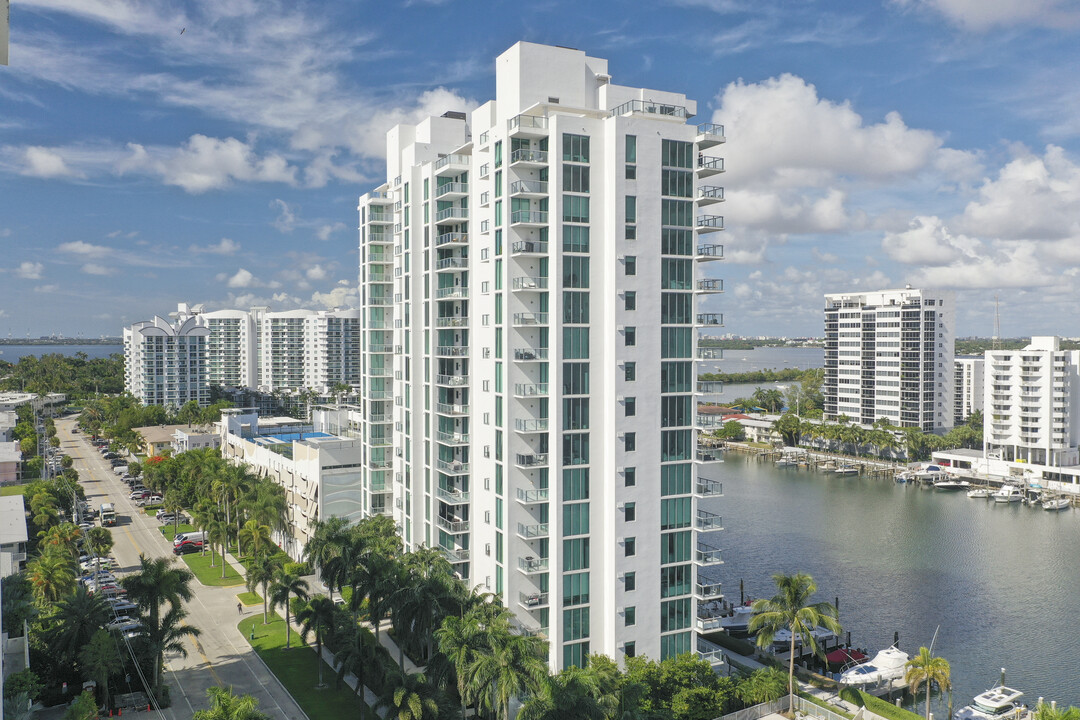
[239,613,373,718]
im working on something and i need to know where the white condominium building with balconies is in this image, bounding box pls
[954,356,984,425]
[984,336,1080,468]
[356,41,726,670]
[824,287,955,432]
[201,308,261,389]
[123,306,209,409]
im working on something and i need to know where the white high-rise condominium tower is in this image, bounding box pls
[823,287,955,432]
[123,305,209,409]
[954,356,984,425]
[356,42,726,669]
[201,308,261,389]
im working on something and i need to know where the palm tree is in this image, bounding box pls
[393,548,457,663]
[376,671,440,720]
[749,572,842,711]
[136,604,201,703]
[333,625,380,714]
[191,499,217,557]
[48,585,111,665]
[192,686,270,720]
[304,516,352,601]
[80,629,122,711]
[437,610,486,719]
[519,666,607,720]
[268,566,309,649]
[246,554,282,624]
[26,552,76,604]
[296,596,338,688]
[163,489,185,536]
[85,527,114,559]
[121,555,195,636]
[39,522,81,557]
[238,518,272,559]
[469,630,548,720]
[905,646,951,720]
[207,516,230,577]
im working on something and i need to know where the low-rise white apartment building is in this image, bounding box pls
[824,287,954,432]
[954,356,984,425]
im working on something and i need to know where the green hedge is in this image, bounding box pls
[851,689,924,720]
[706,632,759,657]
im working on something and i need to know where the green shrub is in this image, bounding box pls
[848,689,923,720]
[284,561,311,576]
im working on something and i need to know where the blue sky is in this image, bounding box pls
[2,0,1080,339]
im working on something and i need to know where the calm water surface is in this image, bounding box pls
[706,455,1080,707]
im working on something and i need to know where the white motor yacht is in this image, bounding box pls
[833,465,859,475]
[955,687,1025,720]
[967,487,990,499]
[992,485,1023,504]
[838,647,909,686]
[1042,496,1071,511]
[934,478,971,491]
[720,605,755,633]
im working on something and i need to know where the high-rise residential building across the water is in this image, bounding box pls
[356,41,726,670]
[823,287,955,432]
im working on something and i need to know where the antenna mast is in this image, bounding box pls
[992,294,1001,351]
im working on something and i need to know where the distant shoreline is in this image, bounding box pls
[0,339,122,346]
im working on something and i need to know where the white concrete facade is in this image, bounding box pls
[123,308,209,410]
[357,42,726,670]
[201,308,261,389]
[954,356,984,425]
[824,287,955,432]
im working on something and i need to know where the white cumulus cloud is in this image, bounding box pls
[891,0,1080,31]
[21,146,82,179]
[81,263,114,275]
[16,261,44,279]
[189,238,240,255]
[119,135,297,193]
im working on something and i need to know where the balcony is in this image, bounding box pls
[696,541,724,565]
[436,431,470,446]
[435,374,469,387]
[436,486,471,505]
[515,487,549,503]
[511,240,548,256]
[697,347,723,361]
[434,153,470,176]
[516,522,549,540]
[696,637,726,668]
[367,296,393,306]
[513,312,548,326]
[509,114,549,137]
[368,343,394,353]
[510,210,548,227]
[696,279,724,294]
[436,402,469,417]
[435,207,469,224]
[435,516,470,534]
[514,418,550,433]
[367,458,392,470]
[696,509,723,531]
[518,591,550,610]
[510,148,548,167]
[697,380,724,395]
[514,383,548,397]
[696,122,726,147]
[611,99,691,119]
[697,156,725,177]
[696,414,723,429]
[435,286,469,300]
[365,389,393,400]
[509,180,549,197]
[435,316,468,328]
[435,182,469,199]
[367,211,393,225]
[435,345,469,357]
[366,272,392,283]
[512,276,549,291]
[696,215,725,233]
[696,243,724,261]
[517,556,549,575]
[697,185,725,205]
[696,313,724,327]
[435,458,470,475]
[514,347,549,362]
[441,546,471,563]
[515,453,549,469]
[696,446,724,463]
[695,578,724,600]
[695,477,724,497]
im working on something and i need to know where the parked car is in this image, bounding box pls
[158,513,187,525]
[106,599,137,613]
[130,490,151,500]
[173,541,202,555]
[134,495,162,507]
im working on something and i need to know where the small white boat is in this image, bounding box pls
[1042,496,1071,511]
[915,464,948,481]
[967,488,990,499]
[955,686,1025,720]
[833,465,859,476]
[934,478,971,491]
[838,646,909,686]
[720,605,755,633]
[992,485,1023,504]
[769,625,835,649]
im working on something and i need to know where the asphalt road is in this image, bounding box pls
[56,417,308,720]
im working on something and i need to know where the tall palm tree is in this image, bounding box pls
[207,516,230,577]
[304,516,351,600]
[163,489,186,536]
[437,611,486,719]
[192,686,271,720]
[296,596,338,688]
[26,552,76,604]
[268,566,309,650]
[191,499,217,557]
[905,646,951,720]
[136,604,201,703]
[393,548,457,663]
[238,518,272,559]
[47,585,111,665]
[749,572,842,711]
[85,527,114,559]
[469,630,548,720]
[39,522,81,557]
[519,666,608,720]
[376,671,440,720]
[121,555,195,634]
[246,554,282,624]
[333,625,381,715]
[79,629,122,712]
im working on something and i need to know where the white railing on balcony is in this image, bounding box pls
[435,458,470,475]
[435,374,469,386]
[696,509,723,531]
[517,522,549,539]
[435,286,469,300]
[611,99,691,119]
[435,516,470,533]
[436,486,471,504]
[435,316,468,328]
[435,345,469,357]
[515,418,549,433]
[513,312,548,326]
[435,402,469,416]
[510,148,548,164]
[435,207,469,222]
[434,153,470,171]
[515,453,548,468]
[511,210,548,225]
[518,591,549,608]
[510,114,549,132]
[516,487,549,502]
[512,276,549,291]
[517,556,549,573]
[510,179,549,195]
[436,182,469,197]
[514,383,548,397]
[436,431,470,445]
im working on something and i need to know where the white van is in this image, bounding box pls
[173,531,207,546]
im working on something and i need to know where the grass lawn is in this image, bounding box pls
[0,484,28,496]
[236,549,293,572]
[180,550,245,587]
[237,591,262,606]
[240,614,373,717]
